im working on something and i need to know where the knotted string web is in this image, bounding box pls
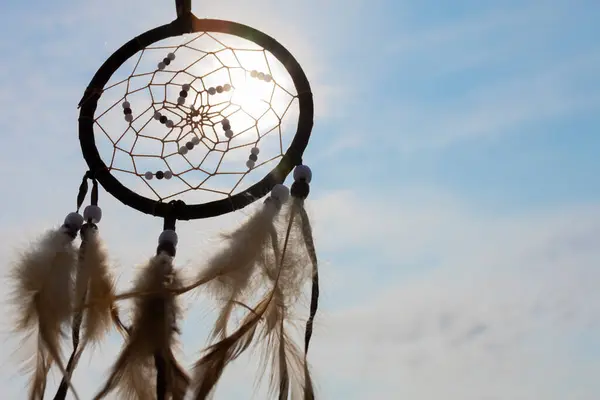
[94,31,299,204]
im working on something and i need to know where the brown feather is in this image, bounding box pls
[10,229,80,400]
[81,229,115,344]
[93,252,189,399]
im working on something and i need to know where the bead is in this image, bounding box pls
[291,180,310,199]
[249,153,258,162]
[163,58,171,66]
[182,83,191,91]
[191,136,200,145]
[246,160,255,169]
[167,52,176,61]
[208,87,216,95]
[157,61,166,70]
[270,184,289,203]
[124,114,133,122]
[177,97,185,105]
[156,171,164,180]
[179,90,187,98]
[250,147,260,155]
[293,165,312,183]
[144,171,154,180]
[225,129,234,138]
[264,74,273,83]
[159,229,178,246]
[223,83,232,91]
[216,85,223,93]
[154,111,162,120]
[64,212,84,231]
[163,170,173,180]
[160,115,167,124]
[83,205,102,224]
[221,118,229,125]
[250,70,258,78]
[186,142,194,150]
[123,108,132,115]
[258,72,265,80]
[223,123,231,131]
[122,101,130,109]
[179,146,188,155]
[165,120,174,128]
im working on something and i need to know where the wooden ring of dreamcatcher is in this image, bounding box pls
[78,15,313,220]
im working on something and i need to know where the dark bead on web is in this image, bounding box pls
[222,123,231,131]
[156,171,164,180]
[123,107,132,115]
[163,58,171,66]
[249,154,258,162]
[160,115,168,124]
[291,180,310,199]
[186,142,194,150]
[179,90,188,98]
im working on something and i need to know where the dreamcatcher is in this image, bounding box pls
[9,1,319,399]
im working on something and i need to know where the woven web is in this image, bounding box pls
[93,32,299,204]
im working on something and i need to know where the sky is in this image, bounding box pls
[0,0,599,399]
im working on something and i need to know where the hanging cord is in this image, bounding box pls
[54,173,99,400]
[155,200,182,400]
[290,165,319,400]
[175,0,193,32]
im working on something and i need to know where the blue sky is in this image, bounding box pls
[1,0,600,399]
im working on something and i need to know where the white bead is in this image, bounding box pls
[182,83,191,91]
[165,120,174,128]
[159,229,178,246]
[177,97,185,105]
[225,129,234,138]
[124,114,133,122]
[250,147,260,155]
[293,165,312,183]
[179,146,188,155]
[64,212,84,231]
[250,70,258,78]
[83,205,102,224]
[270,184,289,203]
[246,160,255,169]
[208,87,216,95]
[163,170,173,180]
[144,171,154,180]
[258,72,265,80]
[154,111,162,120]
[167,52,176,61]
[223,83,232,91]
[158,62,166,70]
[122,101,130,109]
[191,136,200,145]
[264,74,273,83]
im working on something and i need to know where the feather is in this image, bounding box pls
[53,225,117,400]
[191,203,295,399]
[81,228,116,343]
[93,252,189,400]
[10,228,81,400]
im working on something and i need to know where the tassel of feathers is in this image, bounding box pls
[191,178,319,399]
[93,231,189,400]
[9,213,84,400]
[256,165,319,400]
[53,207,119,400]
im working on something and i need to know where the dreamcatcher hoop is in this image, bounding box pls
[79,2,314,220]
